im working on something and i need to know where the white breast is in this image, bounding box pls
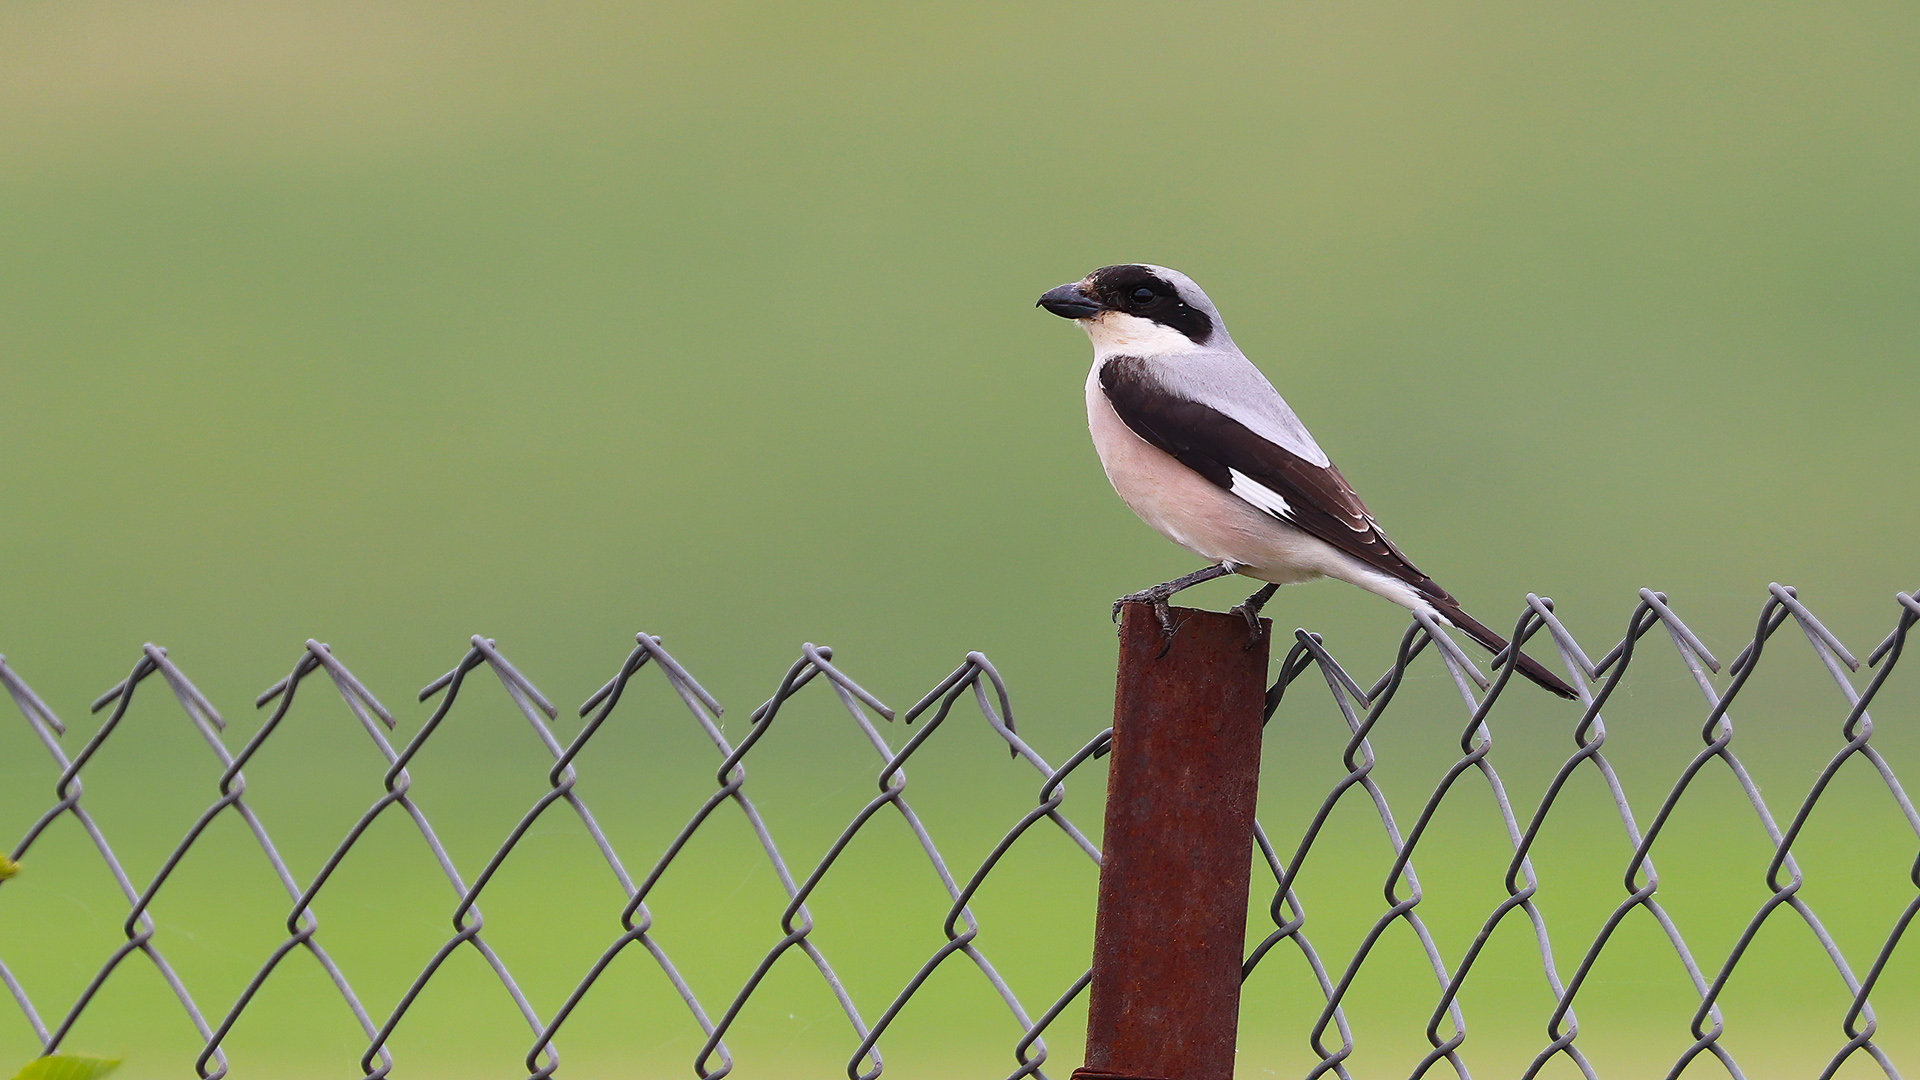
[1086,364,1315,585]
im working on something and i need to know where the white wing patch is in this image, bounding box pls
[1228,468,1294,521]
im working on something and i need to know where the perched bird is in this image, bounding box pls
[1038,263,1577,699]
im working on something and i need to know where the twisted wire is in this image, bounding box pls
[3,584,1915,1077]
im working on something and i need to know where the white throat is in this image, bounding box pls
[1083,312,1203,359]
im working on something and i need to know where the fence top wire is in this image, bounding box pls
[2,582,1916,1080]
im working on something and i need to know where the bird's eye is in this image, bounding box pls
[1131,287,1155,303]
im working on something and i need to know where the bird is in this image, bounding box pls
[1037,263,1578,700]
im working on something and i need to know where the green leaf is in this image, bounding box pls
[10,1056,122,1080]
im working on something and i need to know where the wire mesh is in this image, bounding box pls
[3,582,1915,1078]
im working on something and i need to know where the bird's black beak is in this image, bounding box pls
[1037,282,1107,320]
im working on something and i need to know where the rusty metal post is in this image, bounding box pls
[1073,603,1269,1080]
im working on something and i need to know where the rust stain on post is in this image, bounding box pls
[1074,604,1269,1080]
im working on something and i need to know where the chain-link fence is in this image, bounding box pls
[3,583,1916,1079]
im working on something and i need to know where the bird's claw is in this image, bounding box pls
[1232,583,1279,651]
[1113,589,1182,656]
[1111,565,1238,657]
[1231,601,1268,647]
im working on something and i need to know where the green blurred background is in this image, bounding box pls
[2,2,1916,1077]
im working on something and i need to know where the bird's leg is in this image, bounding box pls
[1113,563,1238,644]
[1230,583,1280,646]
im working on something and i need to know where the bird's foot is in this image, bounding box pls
[1230,583,1280,648]
[1111,563,1238,657]
[1112,587,1182,657]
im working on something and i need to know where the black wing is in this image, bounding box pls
[1098,357,1579,700]
[1098,356,1450,605]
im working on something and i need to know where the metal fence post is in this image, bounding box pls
[1074,603,1270,1080]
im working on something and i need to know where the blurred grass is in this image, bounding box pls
[1,2,1917,1076]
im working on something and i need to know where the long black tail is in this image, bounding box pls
[1427,597,1580,700]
